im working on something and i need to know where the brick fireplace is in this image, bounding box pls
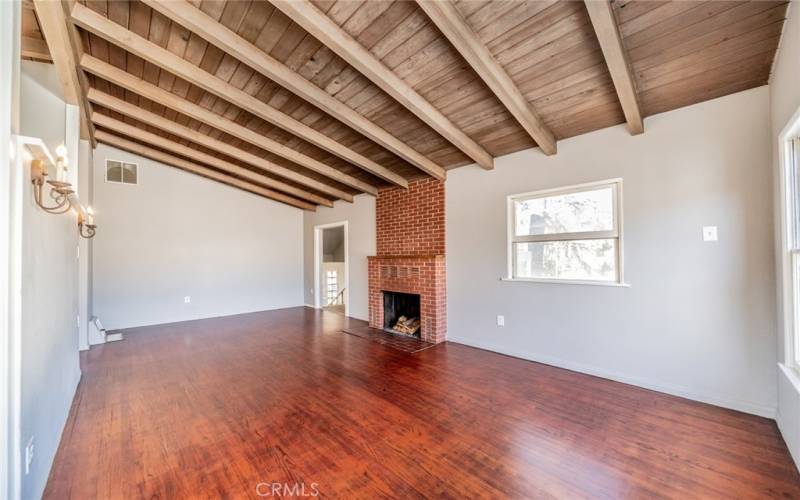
[368,178,446,344]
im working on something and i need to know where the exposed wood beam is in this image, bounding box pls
[33,0,78,103]
[63,1,97,144]
[88,88,354,203]
[416,0,557,156]
[71,3,404,186]
[91,112,334,208]
[584,0,644,135]
[142,0,439,183]
[80,55,376,197]
[271,0,494,170]
[33,0,94,141]
[21,35,51,61]
[95,131,315,211]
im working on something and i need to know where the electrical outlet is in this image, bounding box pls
[25,437,34,475]
[702,226,718,242]
[497,315,505,327]
[310,288,314,295]
[184,296,191,304]
[76,315,80,328]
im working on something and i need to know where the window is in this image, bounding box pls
[508,179,623,284]
[106,159,138,184]
[326,270,338,305]
[788,137,800,365]
[781,106,800,370]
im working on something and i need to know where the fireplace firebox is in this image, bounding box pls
[383,291,421,337]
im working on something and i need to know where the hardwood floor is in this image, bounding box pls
[322,304,345,315]
[45,307,800,498]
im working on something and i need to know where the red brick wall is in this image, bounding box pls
[376,178,445,257]
[371,178,447,343]
[368,256,447,344]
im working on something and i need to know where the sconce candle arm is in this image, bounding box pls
[31,169,72,213]
[78,221,97,239]
[29,157,98,239]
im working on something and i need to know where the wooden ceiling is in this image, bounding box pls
[21,2,52,62]
[26,0,788,210]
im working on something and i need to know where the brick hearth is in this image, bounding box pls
[368,178,446,343]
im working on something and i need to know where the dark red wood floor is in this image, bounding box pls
[45,307,800,498]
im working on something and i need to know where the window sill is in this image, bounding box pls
[500,277,631,288]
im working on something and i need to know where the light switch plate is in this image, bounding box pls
[497,315,505,327]
[703,226,718,242]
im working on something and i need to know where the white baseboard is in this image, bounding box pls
[105,332,124,342]
[447,336,777,419]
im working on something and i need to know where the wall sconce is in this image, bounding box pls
[30,146,97,239]
[31,157,74,214]
[77,206,96,239]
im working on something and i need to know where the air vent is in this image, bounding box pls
[105,159,138,185]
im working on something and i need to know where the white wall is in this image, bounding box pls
[17,64,82,500]
[447,86,777,417]
[92,144,305,331]
[304,195,375,320]
[771,1,800,470]
[19,61,65,155]
[20,145,81,500]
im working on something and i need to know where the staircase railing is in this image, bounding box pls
[327,288,345,306]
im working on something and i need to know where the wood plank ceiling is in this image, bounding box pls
[21,2,52,62]
[26,0,788,210]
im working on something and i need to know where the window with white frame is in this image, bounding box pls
[106,159,138,184]
[508,179,623,283]
[787,137,800,364]
[326,270,338,305]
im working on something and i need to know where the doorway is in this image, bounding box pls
[314,221,348,316]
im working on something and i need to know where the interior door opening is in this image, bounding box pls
[315,222,348,316]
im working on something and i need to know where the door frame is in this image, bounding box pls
[313,221,349,316]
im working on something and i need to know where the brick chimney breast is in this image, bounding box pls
[369,178,446,343]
